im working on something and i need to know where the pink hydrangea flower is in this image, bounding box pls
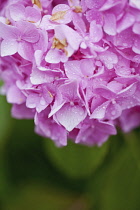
[1,0,140,146]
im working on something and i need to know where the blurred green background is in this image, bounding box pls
[0,94,140,210]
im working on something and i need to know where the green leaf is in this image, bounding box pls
[0,95,14,146]
[44,139,109,179]
[0,95,14,199]
[87,134,140,210]
[101,145,140,210]
[123,131,140,168]
[4,183,89,210]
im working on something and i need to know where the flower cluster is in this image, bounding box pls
[0,0,140,146]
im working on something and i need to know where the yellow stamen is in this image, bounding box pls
[50,11,67,21]
[28,21,36,23]
[52,37,67,50]
[31,0,42,9]
[48,91,53,98]
[52,38,68,56]
[6,18,11,25]
[73,6,82,13]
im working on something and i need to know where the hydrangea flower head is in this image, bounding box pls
[1,0,140,146]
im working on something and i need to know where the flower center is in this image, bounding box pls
[31,0,42,9]
[50,11,67,21]
[52,37,68,55]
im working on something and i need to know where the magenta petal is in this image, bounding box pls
[90,101,110,119]
[59,81,80,101]
[51,4,72,24]
[9,3,25,21]
[64,60,82,80]
[55,25,82,50]
[18,41,34,61]
[133,22,140,34]
[99,50,118,69]
[132,38,140,54]
[12,103,35,119]
[117,13,135,33]
[80,59,95,76]
[34,50,43,66]
[86,9,103,24]
[45,49,61,64]
[119,107,140,132]
[25,6,41,22]
[118,83,137,97]
[129,0,140,9]
[103,13,116,36]
[1,39,18,56]
[7,85,26,104]
[30,68,55,84]
[26,93,39,109]
[16,21,39,43]
[85,0,105,9]
[76,120,116,146]
[35,110,67,146]
[90,21,103,43]
[72,13,86,33]
[0,22,19,40]
[105,103,122,120]
[95,87,116,100]
[56,104,87,131]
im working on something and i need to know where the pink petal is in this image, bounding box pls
[59,81,80,101]
[132,38,140,54]
[45,49,62,64]
[16,21,39,43]
[72,13,86,33]
[7,85,26,104]
[99,50,118,69]
[34,50,43,66]
[85,0,105,9]
[33,30,48,52]
[90,21,103,43]
[30,68,55,84]
[9,3,25,21]
[103,13,116,36]
[51,4,72,24]
[107,81,123,93]
[117,13,135,33]
[76,120,116,146]
[40,15,57,30]
[118,83,137,97]
[80,59,94,76]
[86,9,103,24]
[56,103,87,131]
[95,86,116,99]
[0,22,19,40]
[129,0,140,9]
[1,39,18,56]
[18,41,34,61]
[64,60,82,80]
[114,28,134,48]
[90,101,110,119]
[133,22,140,34]
[119,107,140,132]
[55,25,82,50]
[26,93,39,108]
[100,0,122,11]
[25,6,41,22]
[12,103,35,119]
[105,103,122,120]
